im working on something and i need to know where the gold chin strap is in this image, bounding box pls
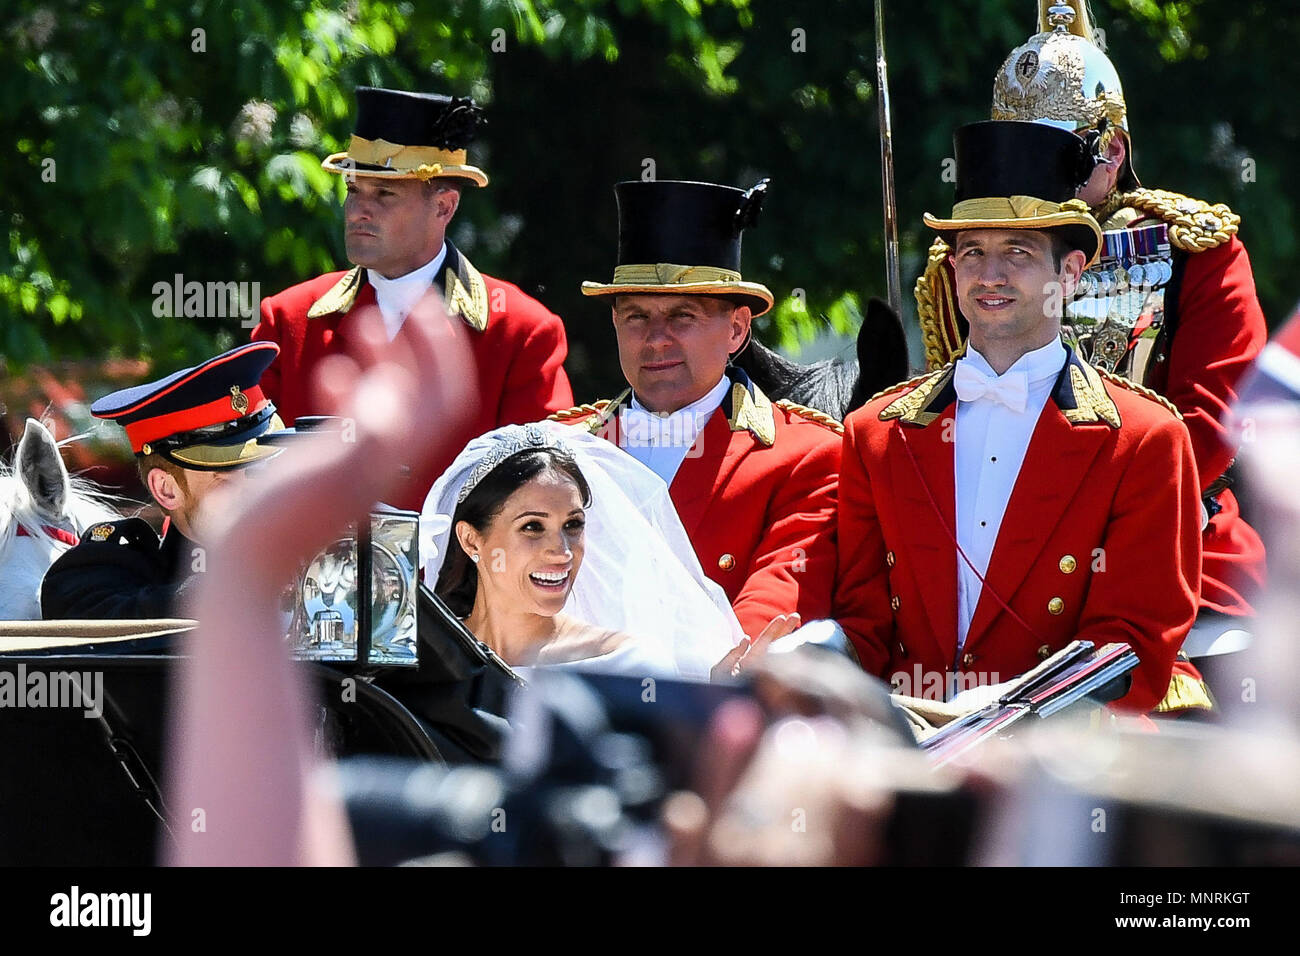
[346,135,467,175]
[611,263,742,285]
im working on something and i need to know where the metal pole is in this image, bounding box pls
[875,0,903,317]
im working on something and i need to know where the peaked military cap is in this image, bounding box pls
[582,179,775,316]
[91,342,285,470]
[321,87,488,187]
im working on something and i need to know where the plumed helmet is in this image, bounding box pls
[991,1,1139,189]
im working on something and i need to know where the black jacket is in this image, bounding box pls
[40,518,197,620]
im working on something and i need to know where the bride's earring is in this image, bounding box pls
[471,553,480,564]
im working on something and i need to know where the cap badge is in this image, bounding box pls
[230,385,250,414]
[89,523,115,542]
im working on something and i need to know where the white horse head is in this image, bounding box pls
[0,418,122,620]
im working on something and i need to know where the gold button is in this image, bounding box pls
[890,595,901,611]
[1059,555,1077,574]
[962,652,975,668]
[142,443,152,455]
[1047,597,1065,615]
[885,551,896,568]
[718,553,735,571]
[1037,644,1051,660]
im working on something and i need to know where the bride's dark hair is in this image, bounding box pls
[435,446,593,618]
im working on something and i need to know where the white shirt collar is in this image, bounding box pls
[963,336,1068,385]
[630,374,730,426]
[368,244,448,340]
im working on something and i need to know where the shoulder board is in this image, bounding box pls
[775,400,844,435]
[1116,188,1240,253]
[866,366,947,406]
[1096,368,1183,420]
[547,400,611,423]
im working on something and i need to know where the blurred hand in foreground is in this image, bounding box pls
[165,295,476,866]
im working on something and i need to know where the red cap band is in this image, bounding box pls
[124,387,267,453]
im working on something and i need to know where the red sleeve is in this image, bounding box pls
[830,418,895,675]
[730,427,839,638]
[250,294,284,409]
[1163,238,1267,491]
[1076,415,1201,712]
[496,294,573,425]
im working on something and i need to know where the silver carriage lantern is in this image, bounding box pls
[259,417,421,669]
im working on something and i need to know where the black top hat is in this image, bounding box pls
[92,342,285,470]
[581,179,775,316]
[923,121,1103,265]
[321,87,488,186]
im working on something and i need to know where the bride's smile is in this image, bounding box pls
[468,471,586,618]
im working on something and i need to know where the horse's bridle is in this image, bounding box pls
[14,523,79,547]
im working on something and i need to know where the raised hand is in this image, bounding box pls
[710,612,801,682]
[166,294,476,866]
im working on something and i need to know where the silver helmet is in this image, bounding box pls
[991,1,1139,189]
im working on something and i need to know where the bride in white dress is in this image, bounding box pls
[420,422,795,682]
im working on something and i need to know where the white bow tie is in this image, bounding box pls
[622,407,701,448]
[953,361,1030,413]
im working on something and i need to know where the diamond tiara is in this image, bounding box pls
[456,424,559,505]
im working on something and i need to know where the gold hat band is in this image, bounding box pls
[951,195,1089,220]
[347,135,467,173]
[611,263,743,285]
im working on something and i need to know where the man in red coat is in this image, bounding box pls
[916,3,1265,711]
[252,87,572,511]
[551,180,841,640]
[837,121,1201,714]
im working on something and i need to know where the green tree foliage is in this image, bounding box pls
[3,0,1295,400]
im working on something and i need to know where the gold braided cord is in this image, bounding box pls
[610,263,743,285]
[866,367,946,407]
[1096,367,1184,419]
[776,399,844,434]
[1114,188,1240,253]
[547,400,611,422]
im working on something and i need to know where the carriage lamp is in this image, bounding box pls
[259,418,421,669]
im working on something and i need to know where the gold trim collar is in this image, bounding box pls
[305,254,490,332]
[725,378,776,446]
[879,345,1121,429]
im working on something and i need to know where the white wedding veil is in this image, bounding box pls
[419,420,744,681]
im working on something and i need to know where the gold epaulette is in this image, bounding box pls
[1115,188,1240,253]
[866,367,945,407]
[547,400,610,423]
[1154,670,1217,715]
[914,238,961,370]
[775,400,844,435]
[1096,368,1183,420]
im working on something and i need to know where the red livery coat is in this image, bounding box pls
[252,241,572,511]
[917,198,1267,618]
[551,371,841,638]
[834,350,1201,713]
[1136,233,1266,615]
